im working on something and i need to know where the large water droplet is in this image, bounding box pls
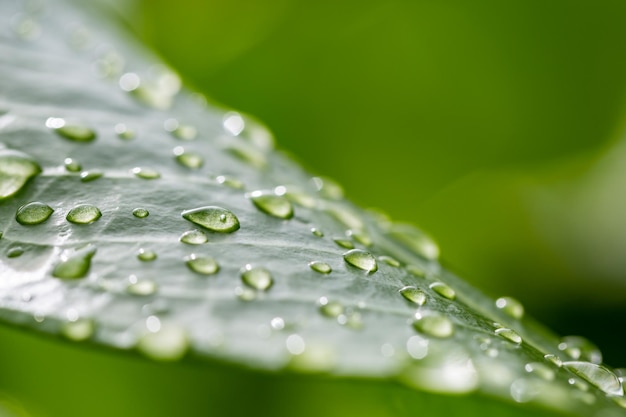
[181,206,240,233]
[495,296,525,320]
[127,280,158,296]
[558,336,603,364]
[132,167,160,180]
[66,204,101,224]
[563,361,624,396]
[387,223,439,260]
[412,313,454,338]
[52,246,96,279]
[248,191,294,219]
[137,323,189,362]
[241,265,273,291]
[429,282,456,300]
[179,230,208,244]
[343,249,378,273]
[309,261,332,274]
[132,208,149,218]
[80,170,102,182]
[399,286,427,306]
[495,328,523,344]
[318,297,344,317]
[0,149,41,200]
[16,202,54,225]
[47,118,96,142]
[64,157,81,172]
[137,249,157,262]
[173,146,203,169]
[186,255,219,275]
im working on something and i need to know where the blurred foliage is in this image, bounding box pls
[136,0,626,364]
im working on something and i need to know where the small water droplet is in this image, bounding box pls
[495,296,525,320]
[343,249,378,273]
[173,146,203,169]
[558,336,603,364]
[64,157,82,172]
[544,354,563,367]
[406,265,426,277]
[429,282,456,300]
[318,297,344,317]
[235,286,257,301]
[412,313,454,338]
[248,191,294,219]
[563,361,624,396]
[62,319,94,341]
[186,254,219,275]
[309,261,332,274]
[132,167,160,180]
[312,176,344,200]
[47,118,96,142]
[7,247,24,258]
[346,229,372,247]
[333,238,354,249]
[223,112,245,136]
[52,246,96,279]
[275,185,316,208]
[270,317,285,330]
[524,362,555,381]
[80,170,103,182]
[181,206,240,233]
[132,208,149,218]
[164,118,197,140]
[137,324,189,362]
[215,175,244,189]
[387,223,439,260]
[137,249,157,262]
[66,204,101,224]
[399,286,427,306]
[119,72,140,91]
[179,230,208,245]
[16,202,54,225]
[114,123,135,140]
[127,280,158,296]
[0,149,42,200]
[240,264,273,291]
[226,144,267,169]
[311,228,324,237]
[379,255,400,267]
[495,328,522,344]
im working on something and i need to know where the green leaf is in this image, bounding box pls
[0,1,623,416]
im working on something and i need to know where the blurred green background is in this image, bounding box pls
[128,0,626,365]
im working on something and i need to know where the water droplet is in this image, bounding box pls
[137,249,157,262]
[52,246,96,279]
[223,112,245,136]
[524,362,555,381]
[186,255,219,275]
[412,313,454,338]
[240,265,273,291]
[7,247,24,258]
[132,167,160,180]
[495,296,525,320]
[338,311,363,329]
[558,336,602,364]
[132,208,149,218]
[64,157,82,172]
[429,282,456,300]
[309,261,332,274]
[165,118,197,140]
[406,265,426,277]
[127,280,158,296]
[544,354,563,367]
[379,255,400,267]
[318,297,344,317]
[399,286,427,306]
[270,317,285,330]
[16,202,54,225]
[235,286,256,301]
[179,230,208,245]
[114,123,135,140]
[286,333,306,355]
[248,191,294,219]
[66,204,101,224]
[333,238,354,249]
[406,335,429,359]
[563,361,624,396]
[62,319,94,341]
[275,185,316,208]
[80,170,103,182]
[137,324,188,362]
[215,175,244,189]
[343,249,378,273]
[495,328,522,344]
[0,149,42,200]
[312,176,344,200]
[47,118,96,142]
[387,223,439,260]
[226,144,267,169]
[173,147,204,169]
[119,72,140,91]
[181,206,240,233]
[311,228,324,237]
